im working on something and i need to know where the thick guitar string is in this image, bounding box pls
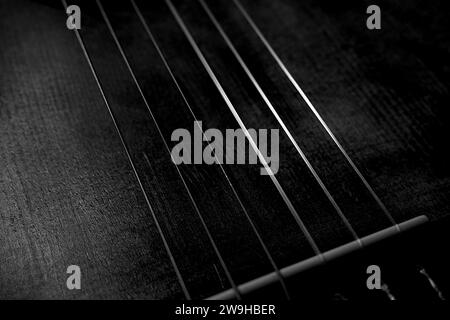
[233,0,399,229]
[95,0,243,300]
[164,0,322,259]
[60,0,191,300]
[131,0,290,300]
[197,0,360,243]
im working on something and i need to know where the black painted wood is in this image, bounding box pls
[0,0,448,299]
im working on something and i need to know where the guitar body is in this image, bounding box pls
[0,0,448,299]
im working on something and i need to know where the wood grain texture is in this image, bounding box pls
[0,0,449,299]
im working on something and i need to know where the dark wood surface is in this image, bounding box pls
[0,0,448,299]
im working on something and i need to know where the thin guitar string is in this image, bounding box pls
[60,0,191,300]
[164,0,322,257]
[96,0,242,300]
[131,0,290,300]
[197,0,360,243]
[232,0,399,229]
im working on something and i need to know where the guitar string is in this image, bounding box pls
[232,0,399,229]
[60,0,191,300]
[131,0,290,300]
[419,267,446,300]
[197,0,360,243]
[96,0,242,300]
[164,0,322,258]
